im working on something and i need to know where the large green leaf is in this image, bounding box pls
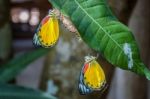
[48,0,150,80]
[0,83,56,99]
[0,48,50,82]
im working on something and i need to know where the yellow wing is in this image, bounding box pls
[83,60,106,90]
[38,16,59,48]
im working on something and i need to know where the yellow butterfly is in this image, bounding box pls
[33,9,59,48]
[79,56,106,94]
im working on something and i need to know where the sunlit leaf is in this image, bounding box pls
[48,0,150,80]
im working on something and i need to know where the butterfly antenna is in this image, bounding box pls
[97,83,108,99]
[101,83,108,93]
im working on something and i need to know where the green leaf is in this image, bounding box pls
[0,83,56,99]
[48,0,150,80]
[0,48,50,82]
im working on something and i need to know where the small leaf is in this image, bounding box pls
[48,0,150,79]
[0,48,50,82]
[0,83,56,99]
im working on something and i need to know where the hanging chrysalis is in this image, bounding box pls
[33,9,59,48]
[78,55,107,95]
[60,13,82,41]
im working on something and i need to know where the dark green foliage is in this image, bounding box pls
[0,83,56,99]
[0,48,50,82]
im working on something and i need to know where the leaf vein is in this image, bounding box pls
[75,0,123,52]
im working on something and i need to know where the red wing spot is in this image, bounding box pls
[83,63,89,73]
[41,16,50,25]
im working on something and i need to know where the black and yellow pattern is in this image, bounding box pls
[83,60,106,90]
[33,10,59,48]
[79,56,106,94]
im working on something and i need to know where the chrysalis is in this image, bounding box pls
[60,14,82,41]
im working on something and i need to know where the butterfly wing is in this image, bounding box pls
[33,15,59,48]
[83,60,106,90]
[33,24,42,47]
[78,64,93,95]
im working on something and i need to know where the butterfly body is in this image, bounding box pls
[33,10,59,48]
[79,56,106,95]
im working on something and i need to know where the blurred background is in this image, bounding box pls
[0,0,150,99]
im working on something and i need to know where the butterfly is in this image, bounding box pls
[33,9,59,48]
[78,56,106,95]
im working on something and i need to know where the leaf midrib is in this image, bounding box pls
[75,0,141,68]
[50,0,141,69]
[74,0,123,51]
